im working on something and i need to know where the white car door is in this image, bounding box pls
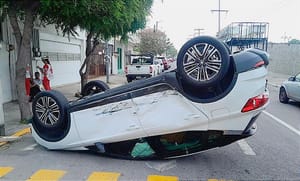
[71,98,146,143]
[132,90,209,137]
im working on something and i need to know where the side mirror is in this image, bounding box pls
[288,76,295,81]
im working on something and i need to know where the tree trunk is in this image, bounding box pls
[79,32,94,92]
[8,8,34,121]
[79,57,90,92]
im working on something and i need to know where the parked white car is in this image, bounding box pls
[279,72,300,103]
[125,54,159,82]
[31,36,269,159]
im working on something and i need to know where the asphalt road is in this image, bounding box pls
[0,85,299,181]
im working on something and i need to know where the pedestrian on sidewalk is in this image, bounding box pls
[37,56,53,90]
[33,71,43,90]
[25,64,32,96]
[29,79,41,102]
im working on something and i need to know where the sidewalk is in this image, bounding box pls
[266,71,291,88]
[1,71,290,137]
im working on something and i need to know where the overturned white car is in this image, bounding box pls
[31,36,269,159]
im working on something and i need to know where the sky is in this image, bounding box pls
[146,0,300,50]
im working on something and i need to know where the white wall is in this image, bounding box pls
[35,29,85,86]
[0,18,17,102]
[268,43,300,75]
[0,44,12,102]
[33,60,82,86]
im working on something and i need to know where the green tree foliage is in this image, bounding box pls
[38,0,153,91]
[165,38,177,58]
[39,0,152,39]
[138,28,168,56]
[166,44,178,58]
[0,0,153,121]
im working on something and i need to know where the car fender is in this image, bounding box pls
[280,82,291,99]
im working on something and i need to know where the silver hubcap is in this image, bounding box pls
[183,43,222,82]
[35,96,60,126]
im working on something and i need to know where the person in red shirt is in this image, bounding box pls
[25,64,31,96]
[37,57,53,90]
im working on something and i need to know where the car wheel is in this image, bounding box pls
[127,77,133,83]
[279,87,289,103]
[32,90,69,130]
[177,36,230,87]
[82,80,110,96]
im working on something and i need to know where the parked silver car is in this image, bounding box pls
[279,72,300,103]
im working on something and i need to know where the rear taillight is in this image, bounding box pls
[125,66,128,74]
[254,60,265,68]
[241,92,269,113]
[149,66,153,73]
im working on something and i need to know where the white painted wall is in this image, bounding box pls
[39,32,83,52]
[0,45,12,102]
[34,28,86,87]
[33,60,81,87]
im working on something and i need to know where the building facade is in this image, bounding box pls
[0,18,86,103]
[0,18,134,103]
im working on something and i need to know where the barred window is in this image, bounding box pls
[41,52,81,61]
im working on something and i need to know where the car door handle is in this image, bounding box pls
[126,124,140,131]
[184,114,202,121]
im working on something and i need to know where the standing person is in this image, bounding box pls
[29,80,41,102]
[37,56,53,90]
[25,64,32,96]
[33,71,43,90]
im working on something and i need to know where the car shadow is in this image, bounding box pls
[286,101,300,108]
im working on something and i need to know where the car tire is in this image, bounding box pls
[177,36,230,87]
[82,80,110,96]
[32,90,69,130]
[127,77,133,83]
[279,87,289,103]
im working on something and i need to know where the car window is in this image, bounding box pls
[144,58,153,64]
[132,58,139,64]
[131,57,153,64]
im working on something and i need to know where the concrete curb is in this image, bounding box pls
[0,127,31,146]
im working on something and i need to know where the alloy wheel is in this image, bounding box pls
[35,96,60,126]
[183,43,222,82]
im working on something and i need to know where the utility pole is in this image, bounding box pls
[154,21,160,32]
[211,0,228,33]
[0,80,5,136]
[194,28,205,37]
[105,40,110,83]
